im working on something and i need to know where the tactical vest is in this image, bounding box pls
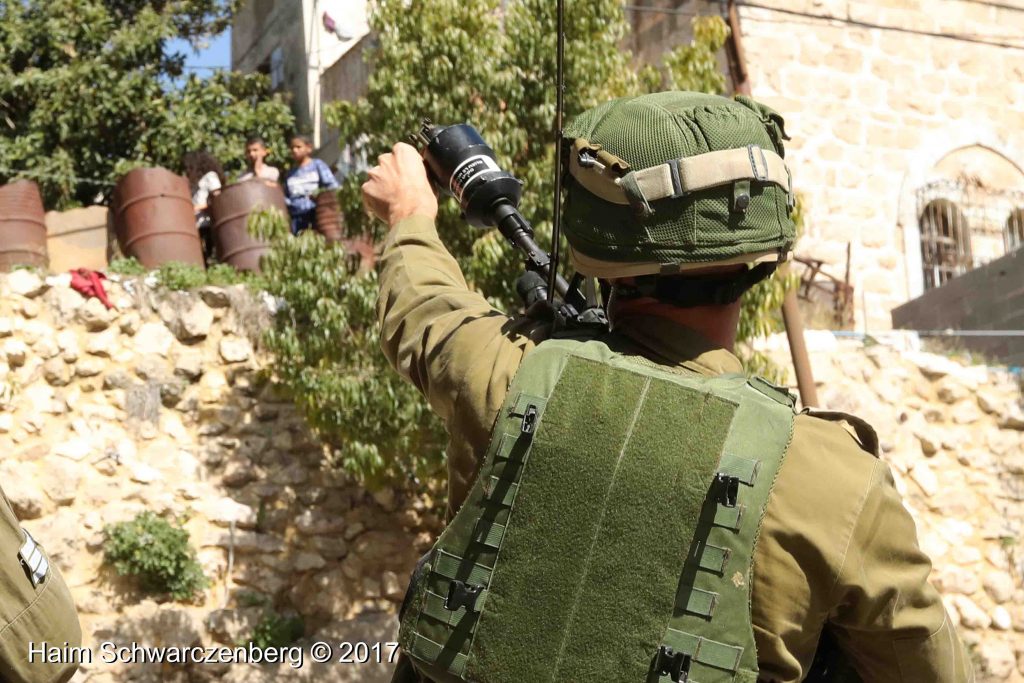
[399,338,796,683]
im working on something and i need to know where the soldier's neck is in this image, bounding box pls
[608,298,740,352]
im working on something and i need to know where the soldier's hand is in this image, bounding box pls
[362,142,438,226]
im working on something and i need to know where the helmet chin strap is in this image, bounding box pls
[611,262,778,308]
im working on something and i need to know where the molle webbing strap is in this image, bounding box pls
[663,627,744,672]
[655,380,795,683]
[696,543,731,574]
[569,144,792,208]
[400,391,549,679]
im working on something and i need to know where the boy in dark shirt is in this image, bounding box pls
[283,134,339,234]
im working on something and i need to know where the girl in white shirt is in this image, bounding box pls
[183,151,225,261]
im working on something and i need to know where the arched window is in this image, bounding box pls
[1006,208,1024,253]
[919,198,972,290]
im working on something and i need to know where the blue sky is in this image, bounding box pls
[168,30,233,75]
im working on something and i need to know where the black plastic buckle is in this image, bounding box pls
[521,404,538,435]
[717,474,740,508]
[655,645,692,682]
[445,580,484,612]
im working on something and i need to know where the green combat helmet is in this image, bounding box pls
[563,91,796,304]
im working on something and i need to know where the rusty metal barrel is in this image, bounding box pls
[315,190,343,243]
[0,180,48,271]
[113,167,204,268]
[209,180,286,272]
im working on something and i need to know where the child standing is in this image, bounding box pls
[239,136,281,184]
[284,135,339,235]
[183,150,225,260]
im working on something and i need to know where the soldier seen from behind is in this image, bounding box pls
[363,92,973,682]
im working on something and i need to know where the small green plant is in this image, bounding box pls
[155,261,209,291]
[103,512,208,601]
[236,590,271,609]
[108,256,148,276]
[206,263,264,289]
[247,611,304,649]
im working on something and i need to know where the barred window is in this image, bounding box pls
[1006,208,1024,253]
[919,198,972,290]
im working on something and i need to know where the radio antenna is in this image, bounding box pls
[547,0,566,305]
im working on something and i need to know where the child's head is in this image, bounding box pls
[245,136,269,166]
[181,151,224,193]
[289,135,314,163]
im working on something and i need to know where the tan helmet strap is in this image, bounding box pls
[568,144,792,208]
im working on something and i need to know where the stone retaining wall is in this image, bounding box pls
[0,270,440,682]
[0,269,1021,680]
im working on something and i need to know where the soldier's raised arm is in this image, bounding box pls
[365,143,546,510]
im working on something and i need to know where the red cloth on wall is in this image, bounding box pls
[69,268,114,309]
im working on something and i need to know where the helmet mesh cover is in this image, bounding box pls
[563,92,795,271]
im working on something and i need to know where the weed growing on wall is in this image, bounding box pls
[103,512,208,602]
[247,612,305,649]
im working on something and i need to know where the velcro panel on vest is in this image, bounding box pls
[465,357,736,683]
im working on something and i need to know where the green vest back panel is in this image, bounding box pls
[400,339,795,683]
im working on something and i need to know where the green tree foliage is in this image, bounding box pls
[262,6,797,488]
[0,0,295,208]
[663,16,732,94]
[103,512,208,601]
[328,0,640,297]
[253,210,445,489]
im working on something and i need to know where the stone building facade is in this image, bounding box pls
[629,0,1024,331]
[231,0,371,165]
[232,0,1024,331]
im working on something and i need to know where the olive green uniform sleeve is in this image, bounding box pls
[0,488,81,683]
[828,459,974,682]
[376,215,547,513]
[754,414,971,682]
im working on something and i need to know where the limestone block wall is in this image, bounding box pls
[0,270,440,683]
[0,269,1022,680]
[738,0,1024,330]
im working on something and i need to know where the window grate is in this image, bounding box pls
[1006,208,1024,254]
[918,198,971,290]
[916,179,1024,290]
